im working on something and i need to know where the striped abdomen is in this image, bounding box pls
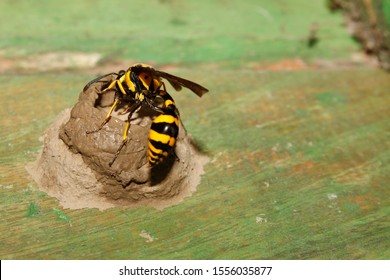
[148,110,179,166]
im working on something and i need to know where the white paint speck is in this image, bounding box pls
[272,143,280,152]
[139,230,157,243]
[256,214,267,224]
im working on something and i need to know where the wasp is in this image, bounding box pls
[83,64,209,167]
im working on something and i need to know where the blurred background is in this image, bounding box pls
[1,0,388,70]
[0,0,389,259]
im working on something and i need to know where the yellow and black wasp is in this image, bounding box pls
[83,63,209,167]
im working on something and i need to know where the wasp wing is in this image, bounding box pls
[166,78,183,92]
[152,69,209,97]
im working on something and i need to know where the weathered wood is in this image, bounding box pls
[0,0,389,260]
[1,68,389,259]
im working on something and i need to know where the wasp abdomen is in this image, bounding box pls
[148,112,179,166]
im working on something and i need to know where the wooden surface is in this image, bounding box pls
[0,0,389,259]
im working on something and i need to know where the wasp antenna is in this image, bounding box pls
[83,72,121,93]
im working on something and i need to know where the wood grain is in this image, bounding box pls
[1,68,389,259]
[0,0,388,260]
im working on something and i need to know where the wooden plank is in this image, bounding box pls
[1,0,388,260]
[1,68,389,259]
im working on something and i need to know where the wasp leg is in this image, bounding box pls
[109,101,143,167]
[118,102,140,115]
[144,97,165,113]
[98,80,117,94]
[143,89,176,114]
[86,99,120,134]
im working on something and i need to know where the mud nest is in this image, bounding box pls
[27,77,208,210]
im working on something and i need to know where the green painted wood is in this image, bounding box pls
[0,0,358,63]
[1,0,389,260]
[1,68,389,259]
